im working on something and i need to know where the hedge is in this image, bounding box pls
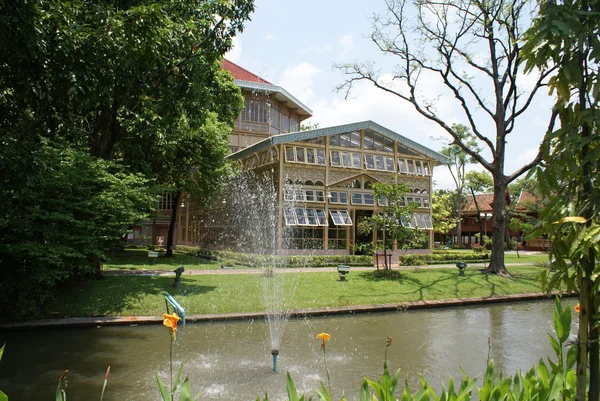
[400,252,489,266]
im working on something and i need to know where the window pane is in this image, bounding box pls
[365,154,375,169]
[351,193,363,205]
[316,191,325,202]
[398,159,407,172]
[414,213,425,227]
[329,210,343,225]
[364,193,375,205]
[424,196,430,208]
[373,133,385,151]
[363,131,374,150]
[330,151,341,166]
[296,147,305,163]
[378,196,388,206]
[386,157,395,171]
[350,131,361,148]
[351,179,361,188]
[423,213,432,229]
[341,152,352,167]
[340,133,351,147]
[352,153,361,168]
[285,146,295,162]
[423,162,430,175]
[329,135,340,147]
[306,208,318,225]
[296,208,308,225]
[295,189,305,201]
[407,160,415,173]
[339,210,353,225]
[375,155,385,170]
[306,148,315,164]
[364,181,373,189]
[415,160,423,174]
[305,190,315,202]
[384,137,394,153]
[284,208,297,225]
[284,188,294,201]
[338,192,348,204]
[329,192,338,203]
[316,209,328,225]
[317,149,326,165]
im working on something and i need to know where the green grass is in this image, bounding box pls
[103,248,221,271]
[45,265,549,318]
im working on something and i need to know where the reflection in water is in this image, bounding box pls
[0,299,574,401]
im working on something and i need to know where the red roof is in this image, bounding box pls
[515,191,540,212]
[462,192,511,214]
[222,59,271,84]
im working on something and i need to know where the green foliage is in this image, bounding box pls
[177,247,373,268]
[431,191,460,235]
[0,143,155,317]
[0,344,5,401]
[400,252,488,266]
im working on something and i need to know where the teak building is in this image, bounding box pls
[173,60,448,260]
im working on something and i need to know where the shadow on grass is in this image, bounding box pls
[45,276,217,317]
[104,248,219,269]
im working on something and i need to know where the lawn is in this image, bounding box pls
[46,265,550,318]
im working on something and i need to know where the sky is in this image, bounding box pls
[225,0,556,190]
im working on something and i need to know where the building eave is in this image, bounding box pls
[235,80,313,117]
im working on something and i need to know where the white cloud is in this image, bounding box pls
[276,62,322,105]
[338,35,354,56]
[225,37,242,62]
[299,42,332,55]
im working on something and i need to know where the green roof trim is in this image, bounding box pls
[228,120,450,164]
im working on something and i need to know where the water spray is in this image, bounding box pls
[271,349,279,373]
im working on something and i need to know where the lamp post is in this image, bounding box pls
[479,212,492,241]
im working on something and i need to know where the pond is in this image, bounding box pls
[0,299,574,401]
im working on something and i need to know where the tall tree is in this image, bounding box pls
[439,124,481,246]
[432,190,460,245]
[335,0,555,275]
[522,0,599,397]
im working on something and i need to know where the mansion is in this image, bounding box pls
[138,60,448,260]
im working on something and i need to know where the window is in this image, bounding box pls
[314,181,324,187]
[290,118,299,132]
[423,196,430,208]
[285,146,295,162]
[316,191,325,202]
[400,216,415,228]
[375,155,385,170]
[385,157,395,171]
[378,196,389,206]
[295,189,305,201]
[306,208,318,225]
[159,193,174,210]
[284,188,294,201]
[328,226,347,249]
[329,191,348,204]
[295,208,308,225]
[280,113,290,133]
[317,149,326,165]
[283,227,324,250]
[305,190,315,202]
[415,160,423,174]
[352,153,362,168]
[306,148,316,164]
[329,210,353,226]
[364,193,375,205]
[364,181,373,190]
[241,100,268,122]
[305,180,314,186]
[330,151,341,166]
[341,151,352,168]
[423,162,431,175]
[296,147,305,163]
[351,179,361,188]
[284,208,297,225]
[407,160,416,173]
[397,144,421,156]
[398,159,407,173]
[351,193,363,205]
[270,106,280,128]
[364,154,375,169]
[316,209,328,225]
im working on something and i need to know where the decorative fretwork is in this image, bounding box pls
[283,166,325,184]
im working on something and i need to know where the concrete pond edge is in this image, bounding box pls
[0,291,576,331]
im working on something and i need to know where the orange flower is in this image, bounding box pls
[574,304,581,313]
[163,313,181,339]
[317,332,331,350]
[386,337,393,347]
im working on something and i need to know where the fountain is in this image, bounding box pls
[218,170,297,372]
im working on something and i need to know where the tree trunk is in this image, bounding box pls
[90,99,121,160]
[489,181,509,276]
[165,192,181,257]
[456,189,462,246]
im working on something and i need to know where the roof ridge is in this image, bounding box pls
[222,58,272,84]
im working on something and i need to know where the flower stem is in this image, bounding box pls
[323,348,332,396]
[169,335,174,401]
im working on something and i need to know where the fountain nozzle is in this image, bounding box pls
[271,350,279,373]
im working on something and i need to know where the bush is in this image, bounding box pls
[400,252,489,266]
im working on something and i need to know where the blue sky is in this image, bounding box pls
[226,0,555,189]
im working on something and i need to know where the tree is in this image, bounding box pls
[465,171,493,245]
[0,143,155,317]
[357,182,427,270]
[522,0,599,397]
[432,190,460,244]
[335,0,555,275]
[439,124,481,246]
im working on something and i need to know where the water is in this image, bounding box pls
[0,299,575,401]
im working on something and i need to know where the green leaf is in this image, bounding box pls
[286,371,301,401]
[178,377,191,401]
[156,370,171,401]
[553,216,587,224]
[0,344,4,362]
[173,362,185,393]
[0,390,7,401]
